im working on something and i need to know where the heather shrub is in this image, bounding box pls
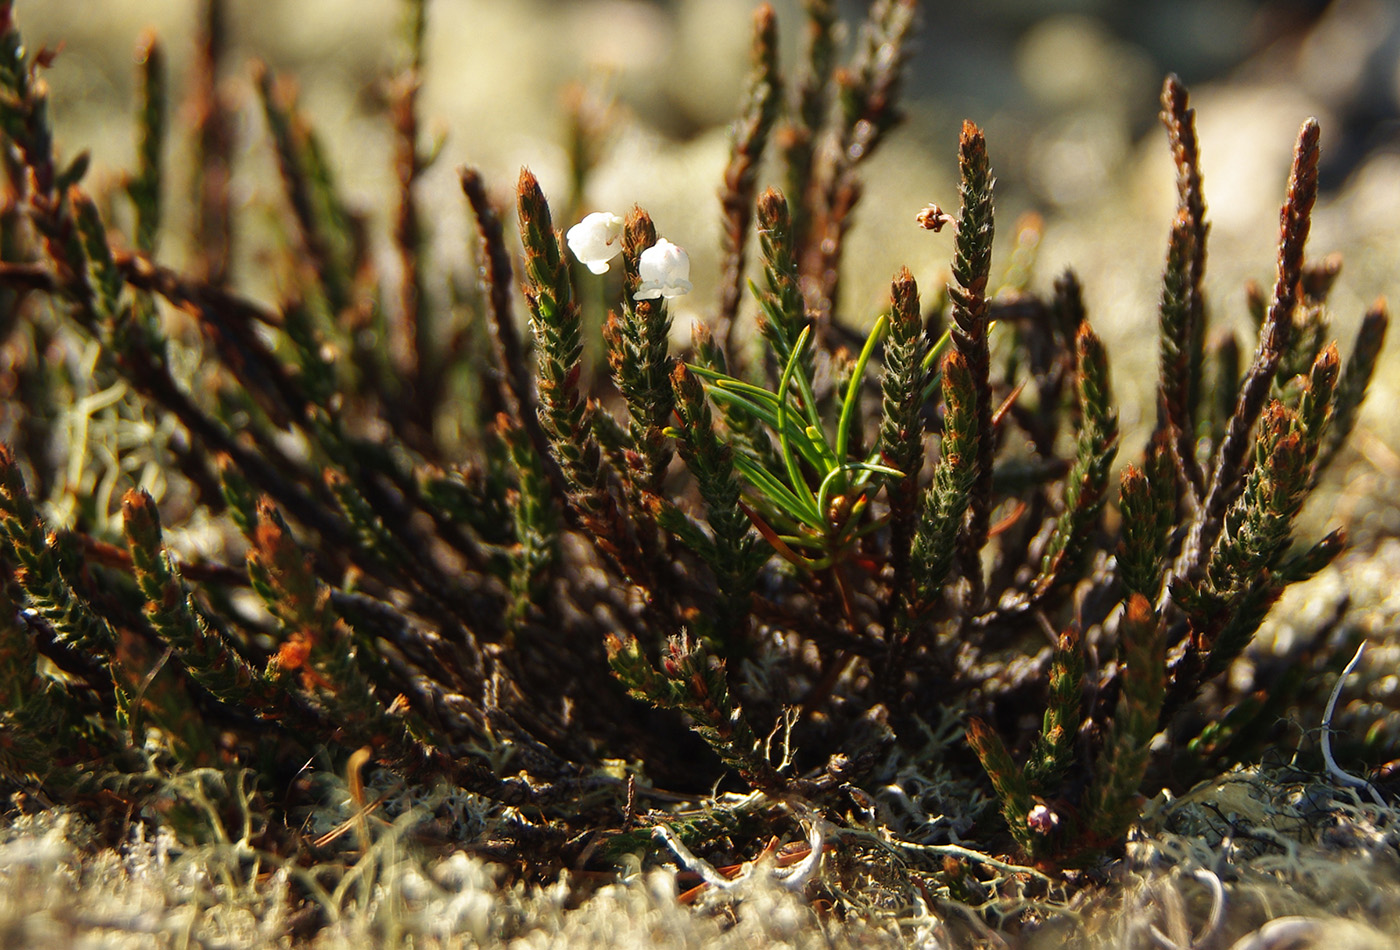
[0,1,1391,945]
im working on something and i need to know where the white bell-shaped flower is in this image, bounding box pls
[635,238,692,300]
[566,211,624,274]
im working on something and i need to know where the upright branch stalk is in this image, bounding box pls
[949,120,996,602]
[517,169,641,581]
[718,4,781,352]
[0,582,85,790]
[1086,594,1165,844]
[607,209,675,492]
[876,267,928,597]
[1161,76,1208,450]
[0,24,107,336]
[1025,629,1084,794]
[1180,118,1319,584]
[247,499,553,806]
[254,64,357,318]
[903,349,978,624]
[1315,300,1388,480]
[128,31,165,256]
[834,0,918,169]
[0,2,62,203]
[780,0,836,264]
[1205,352,1337,602]
[754,189,810,368]
[804,0,917,331]
[607,633,783,794]
[190,0,233,284]
[392,0,429,399]
[1170,345,1339,705]
[0,447,115,657]
[121,489,280,711]
[1035,323,1118,598]
[0,455,217,767]
[1155,211,1201,495]
[461,167,552,475]
[499,417,559,629]
[1117,435,1176,604]
[966,716,1035,854]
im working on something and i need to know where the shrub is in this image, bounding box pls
[0,0,1387,939]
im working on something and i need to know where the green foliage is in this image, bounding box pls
[689,318,900,577]
[0,1,1388,941]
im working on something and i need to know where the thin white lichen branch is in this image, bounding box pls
[1226,917,1329,950]
[845,827,1057,886]
[1320,640,1385,807]
[1142,866,1225,950]
[1192,867,1225,945]
[651,808,828,897]
[772,811,827,892]
[651,824,736,891]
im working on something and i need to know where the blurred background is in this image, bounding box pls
[18,0,1400,539]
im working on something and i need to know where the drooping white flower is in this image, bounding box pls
[635,238,692,300]
[566,211,624,274]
